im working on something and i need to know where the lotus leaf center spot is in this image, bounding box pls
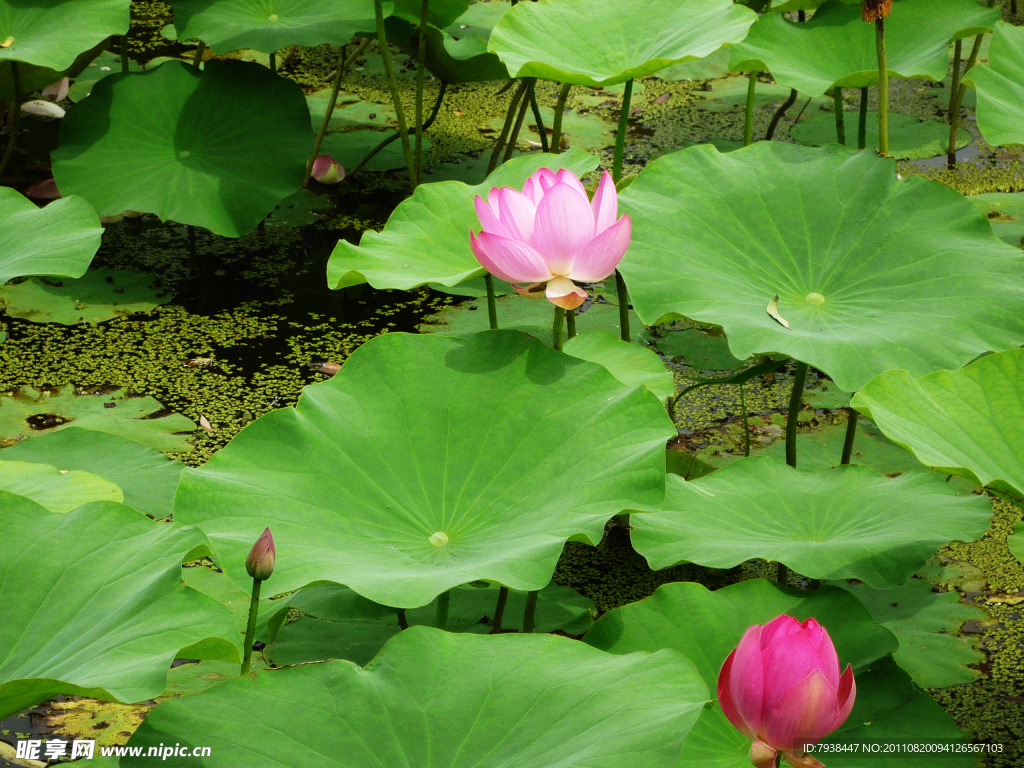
[268,14,279,21]
[429,531,449,547]
[179,150,190,159]
[805,292,825,306]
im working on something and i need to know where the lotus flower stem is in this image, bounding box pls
[522,589,539,633]
[503,84,532,163]
[764,88,797,141]
[414,0,431,186]
[270,52,278,73]
[875,19,888,155]
[241,577,262,674]
[397,609,408,630]
[615,271,630,342]
[484,274,499,329]
[740,384,751,457]
[840,408,858,464]
[490,586,509,633]
[743,72,757,147]
[785,361,809,468]
[375,0,418,188]
[192,41,205,69]
[832,88,846,146]
[528,81,549,152]
[948,30,987,168]
[612,79,634,182]
[948,39,963,122]
[349,82,446,178]
[858,87,868,149]
[120,34,130,73]
[306,42,359,187]
[776,563,789,585]
[488,80,529,173]
[552,306,566,350]
[0,61,20,180]
[241,528,275,673]
[566,309,577,339]
[550,83,572,153]
[435,589,450,630]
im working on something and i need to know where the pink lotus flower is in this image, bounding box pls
[312,155,345,184]
[718,615,856,768]
[470,167,631,310]
[245,527,276,581]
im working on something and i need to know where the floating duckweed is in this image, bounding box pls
[429,531,449,548]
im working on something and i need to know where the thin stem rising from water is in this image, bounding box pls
[522,589,539,633]
[876,19,889,155]
[613,79,634,182]
[743,71,757,146]
[785,361,809,468]
[833,87,845,146]
[414,0,431,186]
[615,270,630,342]
[840,408,858,465]
[375,0,418,187]
[241,578,263,674]
[552,306,566,350]
[550,83,572,153]
[484,273,499,330]
[858,86,869,149]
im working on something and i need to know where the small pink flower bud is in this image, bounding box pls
[312,155,345,184]
[245,527,275,581]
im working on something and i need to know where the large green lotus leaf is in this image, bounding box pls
[52,60,313,237]
[564,331,673,399]
[0,493,239,719]
[0,0,130,71]
[791,111,971,161]
[488,0,755,87]
[0,269,172,325]
[180,565,276,641]
[392,0,467,28]
[386,14,510,82]
[698,418,981,496]
[0,427,183,519]
[319,129,432,173]
[969,191,1024,247]
[168,0,379,53]
[0,459,122,512]
[0,385,196,454]
[0,39,111,101]
[584,579,896,687]
[618,142,1024,392]
[327,149,598,290]
[729,0,1001,97]
[852,349,1024,497]
[266,581,594,666]
[125,627,709,768]
[829,578,985,688]
[630,457,991,588]
[418,294,643,346]
[964,22,1024,147]
[677,658,971,768]
[0,187,101,286]
[175,331,675,607]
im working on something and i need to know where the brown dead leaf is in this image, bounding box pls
[199,415,213,433]
[318,361,342,376]
[453,110,465,116]
[767,295,791,329]
[986,592,1024,605]
[653,92,671,105]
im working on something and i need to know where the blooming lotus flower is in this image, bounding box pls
[470,167,632,310]
[718,615,855,768]
[245,527,276,581]
[312,155,345,184]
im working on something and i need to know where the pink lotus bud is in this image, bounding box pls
[469,167,631,310]
[42,77,70,101]
[717,615,855,768]
[245,527,276,581]
[311,155,345,184]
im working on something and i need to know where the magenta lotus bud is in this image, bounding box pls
[245,527,276,581]
[469,167,631,310]
[311,155,345,184]
[717,615,856,768]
